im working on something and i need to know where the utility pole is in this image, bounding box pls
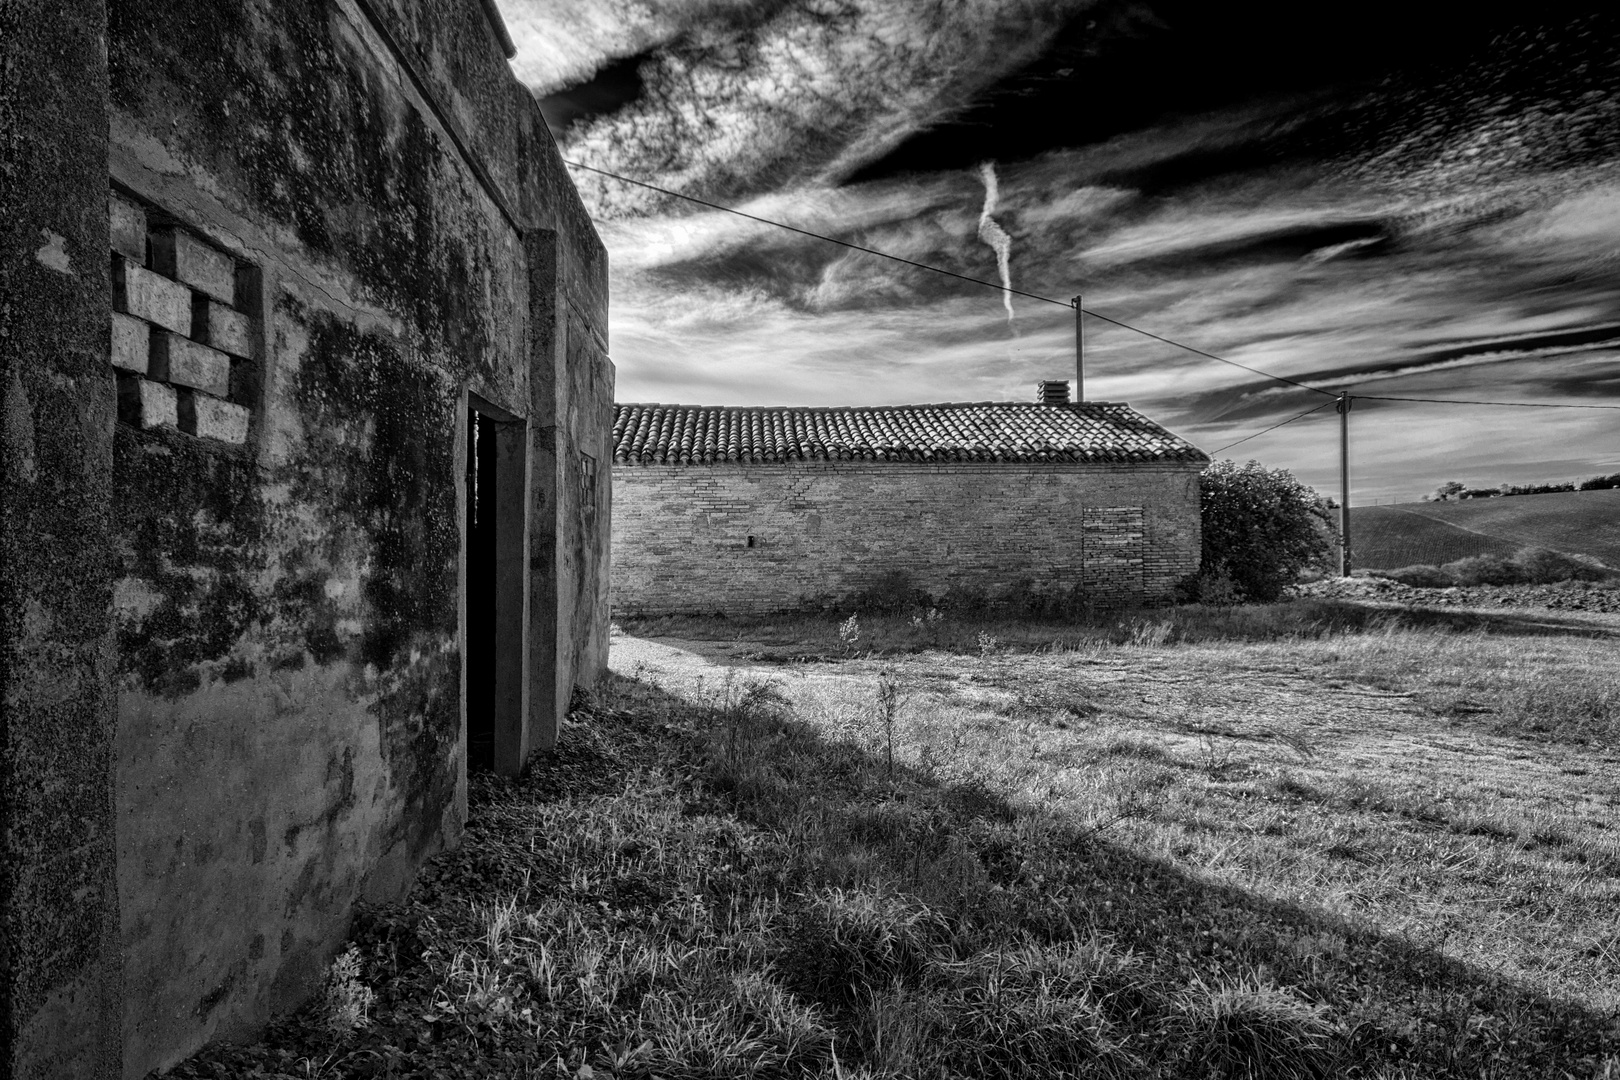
[1337,392,1352,576]
[1072,294,1084,402]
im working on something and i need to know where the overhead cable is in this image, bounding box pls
[562,161,1620,416]
[1354,394,1620,410]
[561,159,1334,397]
[1208,400,1338,455]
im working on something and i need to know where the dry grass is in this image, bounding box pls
[168,599,1620,1079]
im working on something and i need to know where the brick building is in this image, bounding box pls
[611,387,1208,616]
[4,1,611,1075]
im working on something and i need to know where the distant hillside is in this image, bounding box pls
[1350,489,1620,570]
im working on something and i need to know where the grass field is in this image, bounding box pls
[170,602,1620,1079]
[1354,489,1620,570]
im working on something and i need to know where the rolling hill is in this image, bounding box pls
[1349,489,1620,570]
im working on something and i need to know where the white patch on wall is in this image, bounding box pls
[34,230,73,275]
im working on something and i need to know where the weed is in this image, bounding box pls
[1126,618,1175,647]
[318,945,376,1037]
[1177,970,1334,1079]
[838,614,861,655]
[1195,732,1241,777]
[908,607,944,631]
[975,630,1000,656]
[872,673,908,778]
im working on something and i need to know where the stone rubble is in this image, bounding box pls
[1292,575,1620,613]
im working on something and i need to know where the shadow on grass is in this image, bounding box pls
[619,599,1620,669]
[1335,602,1620,640]
[582,668,1618,1079]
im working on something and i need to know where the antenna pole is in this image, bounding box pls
[1072,294,1084,402]
[1337,392,1352,576]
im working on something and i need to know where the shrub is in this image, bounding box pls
[938,584,990,616]
[1441,554,1519,586]
[1372,548,1614,588]
[1200,460,1335,602]
[1510,547,1613,583]
[852,570,926,614]
[1382,564,1456,588]
[1187,563,1242,606]
[319,945,376,1036]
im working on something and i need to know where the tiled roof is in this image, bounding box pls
[612,402,1208,465]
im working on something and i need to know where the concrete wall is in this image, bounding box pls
[611,463,1202,615]
[1,2,124,1077]
[4,0,612,1076]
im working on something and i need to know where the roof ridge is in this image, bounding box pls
[613,400,1129,410]
[611,401,1208,466]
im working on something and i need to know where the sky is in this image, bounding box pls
[496,0,1620,501]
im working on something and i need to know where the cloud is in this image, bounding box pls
[499,0,1620,493]
[975,162,1017,328]
[497,0,767,93]
[532,0,1098,214]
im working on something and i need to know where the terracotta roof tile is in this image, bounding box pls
[612,402,1208,465]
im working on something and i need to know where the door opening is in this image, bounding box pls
[465,410,499,772]
[464,400,528,776]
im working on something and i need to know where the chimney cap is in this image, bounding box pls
[1037,379,1071,405]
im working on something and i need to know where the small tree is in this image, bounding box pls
[1198,460,1334,602]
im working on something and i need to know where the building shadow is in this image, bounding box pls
[519,668,1620,1078]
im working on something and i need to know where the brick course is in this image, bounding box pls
[109,311,149,374]
[149,226,236,305]
[113,259,191,336]
[190,295,254,358]
[110,192,147,261]
[611,462,1202,615]
[116,374,178,429]
[149,331,231,397]
[177,390,250,443]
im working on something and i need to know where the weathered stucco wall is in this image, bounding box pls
[1,2,125,1077]
[611,463,1202,615]
[0,1,609,1076]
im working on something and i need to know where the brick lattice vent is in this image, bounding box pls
[109,189,255,444]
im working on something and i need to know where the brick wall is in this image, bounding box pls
[611,462,1202,615]
[109,191,256,444]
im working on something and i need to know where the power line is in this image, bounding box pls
[1083,311,1333,396]
[1208,399,1338,455]
[1354,394,1620,410]
[563,160,1070,309]
[562,161,1620,416]
[561,158,1335,397]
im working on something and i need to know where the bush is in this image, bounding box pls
[1370,548,1615,588]
[1509,547,1613,583]
[1441,554,1520,586]
[1382,564,1456,588]
[851,570,927,614]
[1199,460,1335,602]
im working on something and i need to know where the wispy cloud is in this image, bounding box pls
[499,0,1620,492]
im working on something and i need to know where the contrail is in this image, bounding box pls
[976,161,1016,330]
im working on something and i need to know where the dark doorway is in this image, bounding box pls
[465,409,499,772]
[464,399,528,776]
